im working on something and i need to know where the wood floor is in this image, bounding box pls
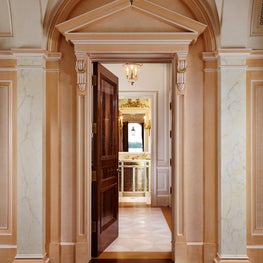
[91,203,173,262]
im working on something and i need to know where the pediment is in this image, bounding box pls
[76,8,187,33]
[56,0,207,53]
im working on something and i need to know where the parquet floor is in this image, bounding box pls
[91,202,173,262]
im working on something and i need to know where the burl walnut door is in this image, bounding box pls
[92,63,119,257]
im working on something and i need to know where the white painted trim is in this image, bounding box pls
[247,67,263,71]
[60,242,75,246]
[216,254,249,260]
[247,245,263,249]
[187,242,204,246]
[0,245,17,248]
[15,254,46,259]
[72,40,193,45]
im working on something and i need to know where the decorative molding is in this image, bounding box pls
[176,53,187,94]
[0,81,13,236]
[119,98,150,109]
[250,81,263,236]
[75,57,87,94]
[13,254,49,263]
[55,0,206,54]
[56,0,206,37]
[0,0,13,36]
[214,254,250,263]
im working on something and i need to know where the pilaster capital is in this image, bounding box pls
[217,49,251,68]
[176,52,188,94]
[75,53,88,95]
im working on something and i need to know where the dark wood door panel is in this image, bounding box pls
[92,62,119,257]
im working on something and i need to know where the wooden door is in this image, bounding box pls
[92,63,119,257]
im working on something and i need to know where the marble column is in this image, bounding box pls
[216,50,250,263]
[14,51,47,262]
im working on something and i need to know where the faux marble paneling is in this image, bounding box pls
[16,56,45,256]
[218,53,247,258]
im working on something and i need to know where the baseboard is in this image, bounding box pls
[13,254,49,263]
[214,255,250,263]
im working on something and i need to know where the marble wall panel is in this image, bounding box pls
[218,53,248,258]
[16,56,45,257]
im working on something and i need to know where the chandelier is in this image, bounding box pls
[123,63,142,85]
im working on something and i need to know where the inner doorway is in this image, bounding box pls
[92,62,173,259]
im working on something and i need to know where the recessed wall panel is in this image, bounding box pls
[0,86,9,230]
[254,85,263,232]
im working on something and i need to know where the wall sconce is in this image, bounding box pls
[144,115,151,129]
[123,63,142,85]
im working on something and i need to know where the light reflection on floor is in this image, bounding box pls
[105,207,171,252]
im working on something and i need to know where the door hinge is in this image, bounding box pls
[92,123,97,134]
[170,102,172,110]
[170,130,172,138]
[170,158,172,166]
[92,170,97,182]
[92,75,97,86]
[170,186,172,195]
[92,221,97,232]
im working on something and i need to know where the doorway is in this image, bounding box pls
[92,62,173,259]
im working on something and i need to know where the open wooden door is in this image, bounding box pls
[92,63,119,257]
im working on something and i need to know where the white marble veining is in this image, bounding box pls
[105,207,171,252]
[16,55,45,256]
[218,53,248,258]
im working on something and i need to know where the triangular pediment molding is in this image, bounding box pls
[56,0,207,53]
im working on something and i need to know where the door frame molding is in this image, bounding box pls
[76,55,180,262]
[55,3,204,259]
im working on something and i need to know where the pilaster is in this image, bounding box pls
[216,49,250,263]
[12,50,47,263]
[75,52,91,263]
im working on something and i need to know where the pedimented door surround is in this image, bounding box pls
[46,0,219,263]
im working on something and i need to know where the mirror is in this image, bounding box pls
[119,98,151,153]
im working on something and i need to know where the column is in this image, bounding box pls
[173,52,187,262]
[215,49,250,263]
[13,51,47,262]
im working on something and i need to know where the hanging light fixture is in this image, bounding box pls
[130,126,136,136]
[123,63,142,85]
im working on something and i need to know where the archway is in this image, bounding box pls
[44,1,219,262]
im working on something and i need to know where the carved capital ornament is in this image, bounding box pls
[75,58,87,93]
[176,53,187,94]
